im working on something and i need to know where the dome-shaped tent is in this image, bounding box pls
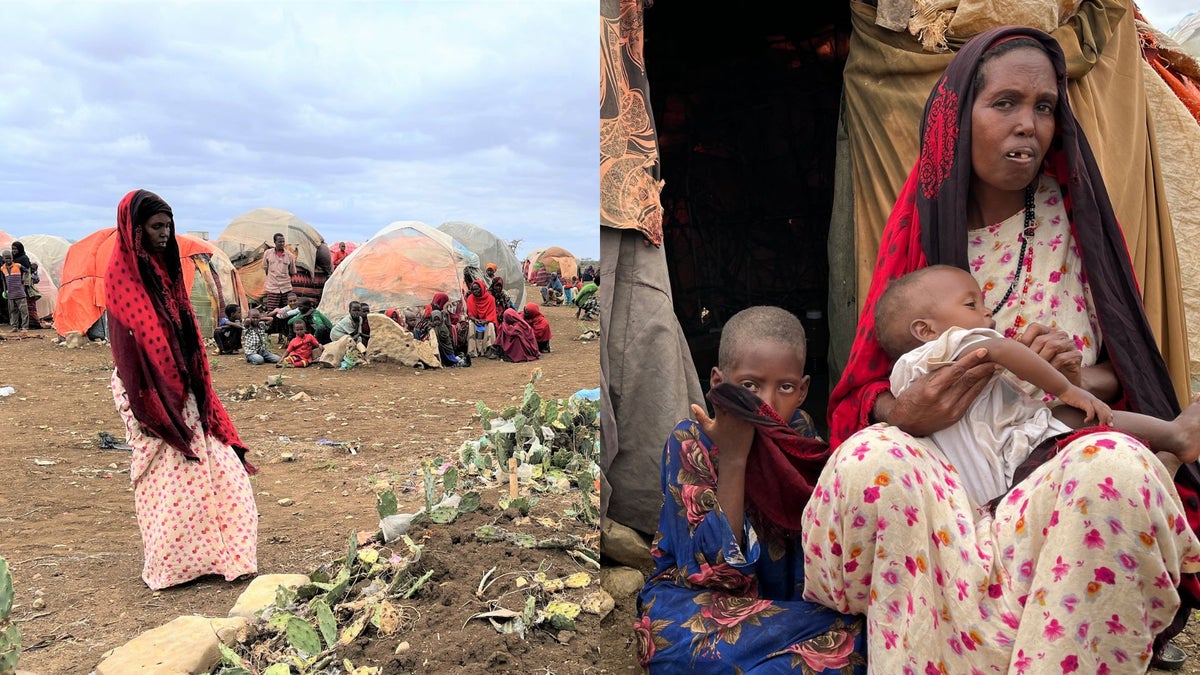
[0,231,59,320]
[55,229,247,338]
[15,234,72,287]
[437,221,525,307]
[522,247,547,283]
[526,246,579,286]
[317,221,479,321]
[215,208,331,307]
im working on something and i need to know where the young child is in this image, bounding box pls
[636,306,864,671]
[243,309,281,365]
[214,304,244,355]
[269,292,302,344]
[875,265,1200,506]
[1,249,30,332]
[280,320,320,368]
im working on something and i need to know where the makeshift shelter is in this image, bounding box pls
[214,208,331,306]
[317,221,479,321]
[16,234,71,287]
[521,247,546,283]
[55,229,247,338]
[437,221,526,307]
[526,246,579,286]
[0,230,59,319]
[599,0,1200,538]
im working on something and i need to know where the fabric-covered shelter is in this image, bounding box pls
[0,230,60,320]
[214,208,330,306]
[526,246,579,285]
[437,221,526,307]
[55,228,247,338]
[317,221,479,321]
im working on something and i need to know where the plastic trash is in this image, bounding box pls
[379,494,462,542]
[0,386,14,397]
[572,388,600,401]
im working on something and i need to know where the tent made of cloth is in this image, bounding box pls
[437,221,526,307]
[0,230,59,319]
[55,228,248,338]
[526,246,579,286]
[14,234,72,287]
[316,221,480,322]
[215,208,331,277]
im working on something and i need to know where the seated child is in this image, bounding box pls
[243,309,281,365]
[280,320,321,368]
[214,303,244,354]
[636,306,866,672]
[358,303,371,347]
[875,265,1200,507]
[288,297,334,344]
[329,301,364,343]
[269,292,302,344]
[523,303,552,353]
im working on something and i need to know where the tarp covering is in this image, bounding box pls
[15,234,71,287]
[316,221,479,321]
[55,228,247,338]
[437,221,526,307]
[215,208,329,275]
[0,230,59,318]
[526,246,579,286]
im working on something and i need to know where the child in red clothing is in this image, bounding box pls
[280,320,320,368]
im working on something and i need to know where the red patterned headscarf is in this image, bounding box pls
[828,26,1178,448]
[106,189,255,473]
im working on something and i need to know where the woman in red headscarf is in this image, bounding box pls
[523,303,552,353]
[424,291,467,355]
[801,28,1200,671]
[464,280,498,358]
[107,189,258,590]
[494,308,540,363]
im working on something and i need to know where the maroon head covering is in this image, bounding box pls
[106,189,254,473]
[495,307,540,362]
[523,303,552,343]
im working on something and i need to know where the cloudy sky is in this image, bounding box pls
[0,1,599,259]
[1138,0,1199,30]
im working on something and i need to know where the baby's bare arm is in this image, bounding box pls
[969,337,1071,397]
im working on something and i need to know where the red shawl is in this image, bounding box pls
[524,303,552,343]
[829,26,1178,448]
[495,308,540,362]
[707,382,830,535]
[106,189,255,473]
[465,281,498,325]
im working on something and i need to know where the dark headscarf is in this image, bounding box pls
[106,189,254,473]
[9,241,31,269]
[829,26,1179,449]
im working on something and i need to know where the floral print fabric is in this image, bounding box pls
[802,424,1200,673]
[113,370,259,590]
[636,416,866,673]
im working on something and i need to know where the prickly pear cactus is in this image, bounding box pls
[0,556,21,675]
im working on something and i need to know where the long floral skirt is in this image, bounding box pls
[802,424,1200,674]
[112,370,259,590]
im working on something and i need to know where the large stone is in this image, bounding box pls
[228,573,311,619]
[95,615,247,675]
[601,519,652,570]
[600,566,645,605]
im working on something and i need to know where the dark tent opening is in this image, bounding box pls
[645,5,853,431]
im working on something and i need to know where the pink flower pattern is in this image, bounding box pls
[802,425,1200,672]
[113,370,259,590]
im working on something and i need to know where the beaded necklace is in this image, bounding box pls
[989,184,1037,316]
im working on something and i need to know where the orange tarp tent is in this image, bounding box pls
[55,229,247,338]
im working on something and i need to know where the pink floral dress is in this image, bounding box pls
[802,174,1200,672]
[636,416,866,674]
[112,370,259,590]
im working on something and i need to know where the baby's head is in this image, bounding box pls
[713,306,810,420]
[875,265,995,359]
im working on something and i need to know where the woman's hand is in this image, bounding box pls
[878,348,998,436]
[1015,323,1083,386]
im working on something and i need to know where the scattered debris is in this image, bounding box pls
[97,431,132,451]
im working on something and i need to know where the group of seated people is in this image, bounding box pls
[539,271,599,321]
[213,294,371,369]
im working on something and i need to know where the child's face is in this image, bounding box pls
[248,310,261,323]
[914,267,996,341]
[711,340,810,422]
[232,308,242,321]
[293,322,307,337]
[287,293,298,306]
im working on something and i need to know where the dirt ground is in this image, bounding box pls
[0,291,612,675]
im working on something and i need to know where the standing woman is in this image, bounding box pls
[107,189,258,590]
[8,241,41,329]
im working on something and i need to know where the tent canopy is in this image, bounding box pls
[437,221,526,307]
[215,208,329,275]
[56,229,247,337]
[317,221,479,321]
[527,246,579,285]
